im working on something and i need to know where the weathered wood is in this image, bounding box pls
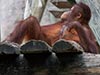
[49,10,65,18]
[52,39,83,53]
[52,52,100,75]
[0,41,100,74]
[0,42,20,54]
[20,40,52,65]
[0,52,99,75]
[51,2,73,8]
[21,40,51,54]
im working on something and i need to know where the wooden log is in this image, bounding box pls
[51,2,73,8]
[24,52,100,75]
[0,41,100,74]
[0,42,20,54]
[52,39,83,53]
[21,40,52,64]
[49,10,65,18]
[0,52,100,75]
[51,52,100,75]
[21,40,51,54]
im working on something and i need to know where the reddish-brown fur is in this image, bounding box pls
[4,16,79,46]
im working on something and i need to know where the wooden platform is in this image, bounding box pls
[0,40,100,75]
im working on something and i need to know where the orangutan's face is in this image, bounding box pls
[60,11,74,22]
[61,11,72,21]
[61,5,82,22]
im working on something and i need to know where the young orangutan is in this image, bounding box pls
[60,2,98,53]
[4,2,98,54]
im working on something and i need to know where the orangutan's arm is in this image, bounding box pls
[67,21,98,54]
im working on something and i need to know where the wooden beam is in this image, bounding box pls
[49,10,65,18]
[51,2,73,8]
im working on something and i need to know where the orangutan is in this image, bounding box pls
[4,2,98,53]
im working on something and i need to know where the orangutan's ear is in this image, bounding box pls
[76,12,82,19]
